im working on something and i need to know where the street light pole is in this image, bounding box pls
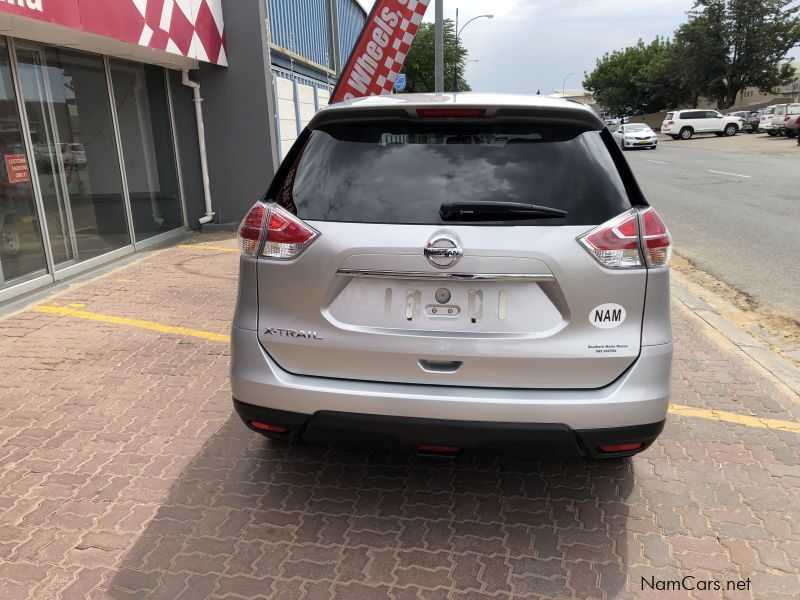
[452,12,494,92]
[435,0,444,93]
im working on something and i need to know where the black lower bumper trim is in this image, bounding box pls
[233,399,665,458]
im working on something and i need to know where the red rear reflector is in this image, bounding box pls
[599,442,643,453]
[416,444,462,454]
[251,422,288,433]
[237,203,267,256]
[416,108,486,118]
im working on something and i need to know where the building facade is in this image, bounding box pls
[0,0,366,303]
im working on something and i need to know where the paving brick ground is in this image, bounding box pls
[0,238,798,599]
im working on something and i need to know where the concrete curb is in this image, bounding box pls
[670,279,800,398]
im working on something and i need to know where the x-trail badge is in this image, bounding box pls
[424,236,463,269]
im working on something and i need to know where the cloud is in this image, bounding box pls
[353,0,799,93]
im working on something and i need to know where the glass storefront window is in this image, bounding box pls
[0,37,47,289]
[16,44,131,268]
[110,60,182,241]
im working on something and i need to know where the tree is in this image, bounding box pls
[403,19,471,93]
[585,0,800,113]
[684,0,800,109]
[583,39,673,116]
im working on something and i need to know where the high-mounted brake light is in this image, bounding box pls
[237,202,319,259]
[416,108,487,118]
[578,208,672,269]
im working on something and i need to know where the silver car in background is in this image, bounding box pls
[231,94,673,458]
[611,122,659,149]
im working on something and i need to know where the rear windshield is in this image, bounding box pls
[276,121,632,226]
[664,113,674,120]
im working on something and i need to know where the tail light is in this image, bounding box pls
[639,208,672,267]
[237,202,319,259]
[237,203,266,256]
[785,116,791,122]
[667,120,674,125]
[578,210,642,268]
[578,208,671,269]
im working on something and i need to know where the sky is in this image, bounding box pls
[355,0,800,95]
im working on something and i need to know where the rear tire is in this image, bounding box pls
[679,127,693,140]
[715,132,724,137]
[787,130,796,139]
[767,131,777,137]
[724,124,738,137]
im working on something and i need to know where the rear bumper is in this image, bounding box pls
[230,327,672,433]
[233,400,665,458]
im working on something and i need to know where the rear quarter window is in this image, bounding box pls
[276,120,633,227]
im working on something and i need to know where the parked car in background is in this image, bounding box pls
[784,114,800,138]
[745,110,762,133]
[759,105,777,133]
[661,109,740,140]
[611,123,658,150]
[766,104,788,136]
[726,111,749,126]
[779,103,800,138]
[231,93,673,458]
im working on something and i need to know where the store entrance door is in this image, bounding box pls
[15,43,132,271]
[15,44,77,267]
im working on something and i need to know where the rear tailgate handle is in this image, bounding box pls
[419,360,463,374]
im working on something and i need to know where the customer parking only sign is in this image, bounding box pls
[331,0,430,103]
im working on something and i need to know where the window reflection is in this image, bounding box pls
[0,37,47,288]
[16,44,130,267]
[110,60,182,241]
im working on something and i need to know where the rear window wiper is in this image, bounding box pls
[440,201,568,221]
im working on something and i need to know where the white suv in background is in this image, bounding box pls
[661,109,741,140]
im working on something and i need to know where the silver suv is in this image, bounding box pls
[231,94,673,458]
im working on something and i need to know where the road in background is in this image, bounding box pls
[626,139,799,319]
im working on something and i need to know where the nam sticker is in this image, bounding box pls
[589,303,626,329]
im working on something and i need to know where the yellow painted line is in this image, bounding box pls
[177,244,239,253]
[24,305,800,435]
[32,305,230,343]
[669,404,800,434]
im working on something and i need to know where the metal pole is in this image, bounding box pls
[434,0,444,93]
[452,8,459,92]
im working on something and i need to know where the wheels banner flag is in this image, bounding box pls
[331,0,431,103]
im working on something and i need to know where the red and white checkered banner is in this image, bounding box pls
[0,0,226,65]
[331,0,430,103]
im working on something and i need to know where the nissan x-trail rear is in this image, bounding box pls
[231,93,673,458]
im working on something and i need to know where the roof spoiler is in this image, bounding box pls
[309,106,605,132]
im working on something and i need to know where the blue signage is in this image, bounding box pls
[394,74,407,93]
